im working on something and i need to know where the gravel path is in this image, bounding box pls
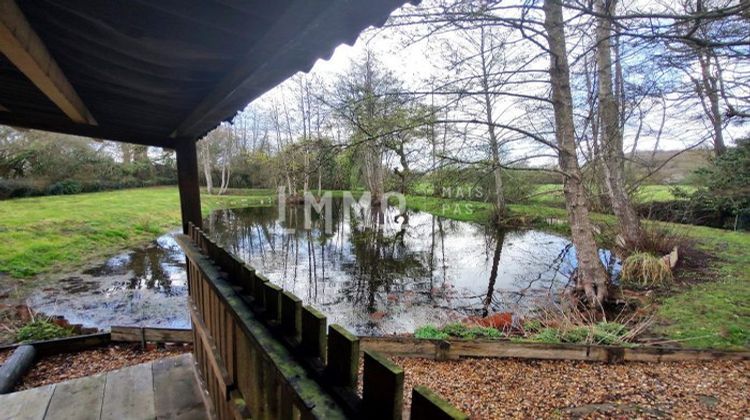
[395,357,750,419]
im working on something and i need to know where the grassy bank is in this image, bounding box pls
[0,187,271,278]
[402,194,747,349]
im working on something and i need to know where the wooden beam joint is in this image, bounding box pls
[0,0,96,125]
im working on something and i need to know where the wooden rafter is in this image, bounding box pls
[0,0,96,125]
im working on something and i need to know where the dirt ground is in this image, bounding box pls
[0,343,191,391]
[394,357,750,419]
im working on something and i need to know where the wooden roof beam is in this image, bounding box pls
[169,0,343,140]
[0,0,96,125]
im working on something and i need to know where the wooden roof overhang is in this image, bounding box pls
[0,0,411,149]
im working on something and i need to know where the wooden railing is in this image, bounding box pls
[176,222,468,420]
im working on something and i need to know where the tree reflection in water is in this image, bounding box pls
[207,199,613,336]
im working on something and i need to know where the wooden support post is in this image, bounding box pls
[176,140,202,234]
[326,325,359,388]
[362,350,404,420]
[410,386,468,420]
[301,306,326,362]
[281,292,301,339]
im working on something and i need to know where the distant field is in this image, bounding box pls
[529,184,697,205]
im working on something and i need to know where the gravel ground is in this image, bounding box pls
[10,343,191,390]
[395,357,750,419]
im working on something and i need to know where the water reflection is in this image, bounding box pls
[27,200,619,335]
[206,200,615,335]
[28,235,189,329]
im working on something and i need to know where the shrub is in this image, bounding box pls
[414,325,449,340]
[0,179,46,199]
[414,323,504,340]
[16,319,74,342]
[532,328,561,344]
[621,252,673,288]
[47,179,82,195]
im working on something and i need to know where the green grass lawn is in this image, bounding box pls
[0,187,272,278]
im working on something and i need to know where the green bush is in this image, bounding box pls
[47,179,83,195]
[16,319,74,342]
[415,323,504,340]
[414,325,449,340]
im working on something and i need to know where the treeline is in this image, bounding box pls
[0,126,176,199]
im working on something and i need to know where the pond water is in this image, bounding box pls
[28,200,619,335]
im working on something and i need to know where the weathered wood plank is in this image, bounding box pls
[301,306,327,363]
[361,337,750,363]
[0,0,96,125]
[326,325,359,388]
[110,326,192,344]
[100,362,155,419]
[153,354,206,420]
[45,374,106,420]
[411,386,469,420]
[362,350,404,420]
[189,302,232,400]
[0,333,110,356]
[0,383,54,420]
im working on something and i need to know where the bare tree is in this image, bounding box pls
[544,0,608,305]
[594,0,642,245]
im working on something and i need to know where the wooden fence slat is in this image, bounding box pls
[326,325,359,388]
[238,264,255,296]
[262,282,282,323]
[253,273,269,309]
[189,302,233,401]
[301,306,327,362]
[410,386,468,420]
[281,292,301,340]
[362,350,404,420]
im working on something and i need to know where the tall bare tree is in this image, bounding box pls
[544,0,608,305]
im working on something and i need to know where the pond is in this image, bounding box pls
[28,200,619,335]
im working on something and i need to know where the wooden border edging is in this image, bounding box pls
[359,337,750,363]
[110,326,193,344]
[0,333,111,357]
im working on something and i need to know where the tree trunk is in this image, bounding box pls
[201,140,213,195]
[120,143,132,165]
[595,0,642,246]
[698,50,726,156]
[544,0,608,306]
[480,25,506,220]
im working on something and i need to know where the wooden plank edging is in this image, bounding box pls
[359,337,750,363]
[110,326,193,344]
